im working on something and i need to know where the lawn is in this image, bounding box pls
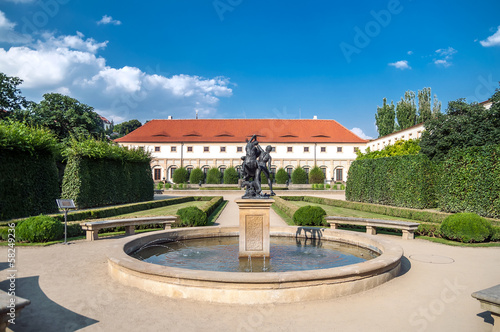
[96,200,209,220]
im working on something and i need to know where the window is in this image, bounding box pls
[320,147,326,153]
[409,133,413,138]
[170,167,177,180]
[154,146,160,152]
[237,146,243,153]
[187,167,193,178]
[304,147,309,153]
[202,167,209,176]
[204,146,209,152]
[187,146,193,152]
[154,168,161,180]
[220,146,226,152]
[219,167,226,183]
[337,147,343,153]
[287,147,293,153]
[354,147,359,153]
[171,146,176,152]
[320,167,327,178]
[336,168,343,182]
[286,167,293,177]
[271,147,276,152]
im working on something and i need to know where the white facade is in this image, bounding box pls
[366,123,425,152]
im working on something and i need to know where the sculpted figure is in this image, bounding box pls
[240,135,274,198]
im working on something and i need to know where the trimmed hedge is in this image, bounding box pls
[291,167,307,184]
[293,205,326,226]
[189,168,205,184]
[275,168,289,184]
[16,215,63,242]
[437,145,500,218]
[173,167,189,184]
[273,197,300,220]
[177,207,207,227]
[206,167,221,184]
[223,167,239,184]
[309,166,325,184]
[440,213,493,243]
[346,154,436,209]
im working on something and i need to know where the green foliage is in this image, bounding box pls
[416,223,441,237]
[291,167,307,184]
[293,205,327,226]
[375,98,395,137]
[0,120,59,155]
[165,183,172,189]
[189,167,205,184]
[206,167,221,184]
[273,197,300,220]
[420,95,500,162]
[437,145,500,218]
[173,167,189,184]
[440,213,493,243]
[396,90,417,130]
[309,166,325,184]
[356,139,421,160]
[157,182,164,190]
[275,168,289,184]
[176,207,207,227]
[345,154,436,209]
[223,167,239,184]
[113,119,142,136]
[16,215,64,242]
[417,87,432,123]
[63,137,151,163]
[0,73,28,113]
[326,184,331,189]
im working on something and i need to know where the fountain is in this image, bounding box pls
[106,135,403,304]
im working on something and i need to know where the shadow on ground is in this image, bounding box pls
[0,276,98,331]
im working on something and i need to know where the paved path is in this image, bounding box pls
[1,191,499,332]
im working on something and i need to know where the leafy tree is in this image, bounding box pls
[417,87,432,123]
[309,166,325,184]
[114,119,142,136]
[420,89,500,161]
[375,98,395,137]
[30,93,104,142]
[275,168,288,184]
[206,167,221,184]
[0,73,28,116]
[356,139,421,160]
[396,90,417,130]
[432,94,442,118]
[189,167,205,184]
[291,167,307,184]
[223,167,239,184]
[172,167,189,184]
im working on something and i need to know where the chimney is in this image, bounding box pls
[313,115,318,120]
[167,116,173,120]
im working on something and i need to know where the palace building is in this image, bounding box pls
[115,118,368,183]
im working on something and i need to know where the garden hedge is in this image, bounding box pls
[345,154,436,209]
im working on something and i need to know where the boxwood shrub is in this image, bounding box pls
[176,207,207,227]
[293,205,326,226]
[440,213,493,243]
[16,215,64,242]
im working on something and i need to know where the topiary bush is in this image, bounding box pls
[176,207,207,227]
[291,167,307,184]
[223,167,239,184]
[189,167,205,184]
[440,213,493,243]
[16,215,64,242]
[293,205,326,226]
[309,166,325,184]
[275,168,289,184]
[172,167,189,184]
[206,167,221,184]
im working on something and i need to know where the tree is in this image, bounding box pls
[420,90,500,161]
[31,93,104,142]
[417,87,432,123]
[375,98,395,137]
[291,167,307,184]
[432,94,442,118]
[206,167,221,184]
[309,166,325,184]
[396,90,417,130]
[223,167,239,184]
[275,168,288,184]
[114,119,142,136]
[0,73,28,115]
[189,167,205,184]
[172,167,189,184]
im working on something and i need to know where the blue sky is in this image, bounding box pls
[0,0,499,139]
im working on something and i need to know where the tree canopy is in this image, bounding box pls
[356,139,421,160]
[375,98,395,137]
[114,119,142,136]
[0,73,28,114]
[396,90,417,130]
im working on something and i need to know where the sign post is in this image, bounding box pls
[56,199,76,245]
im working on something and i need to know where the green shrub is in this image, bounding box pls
[223,167,239,184]
[416,223,441,237]
[293,205,326,226]
[309,166,325,184]
[165,183,172,189]
[440,213,493,243]
[291,167,307,184]
[176,207,207,227]
[189,167,205,184]
[67,223,84,238]
[172,167,189,184]
[492,227,500,242]
[157,182,164,190]
[206,167,221,184]
[326,184,331,189]
[275,168,289,184]
[16,215,64,242]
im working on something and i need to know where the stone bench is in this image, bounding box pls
[472,284,500,332]
[325,216,420,240]
[0,290,30,332]
[81,216,178,241]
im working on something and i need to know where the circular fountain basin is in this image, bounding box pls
[107,226,403,304]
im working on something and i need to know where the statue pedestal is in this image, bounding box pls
[235,199,274,258]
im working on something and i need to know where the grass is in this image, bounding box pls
[95,201,208,220]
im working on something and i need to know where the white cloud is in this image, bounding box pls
[436,47,457,57]
[480,26,500,47]
[0,31,233,123]
[434,59,451,68]
[350,128,373,140]
[97,15,122,26]
[388,60,411,70]
[0,10,32,43]
[407,51,413,55]
[434,47,457,68]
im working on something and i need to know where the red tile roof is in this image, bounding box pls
[115,119,368,144]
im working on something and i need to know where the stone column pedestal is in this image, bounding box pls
[235,199,274,258]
